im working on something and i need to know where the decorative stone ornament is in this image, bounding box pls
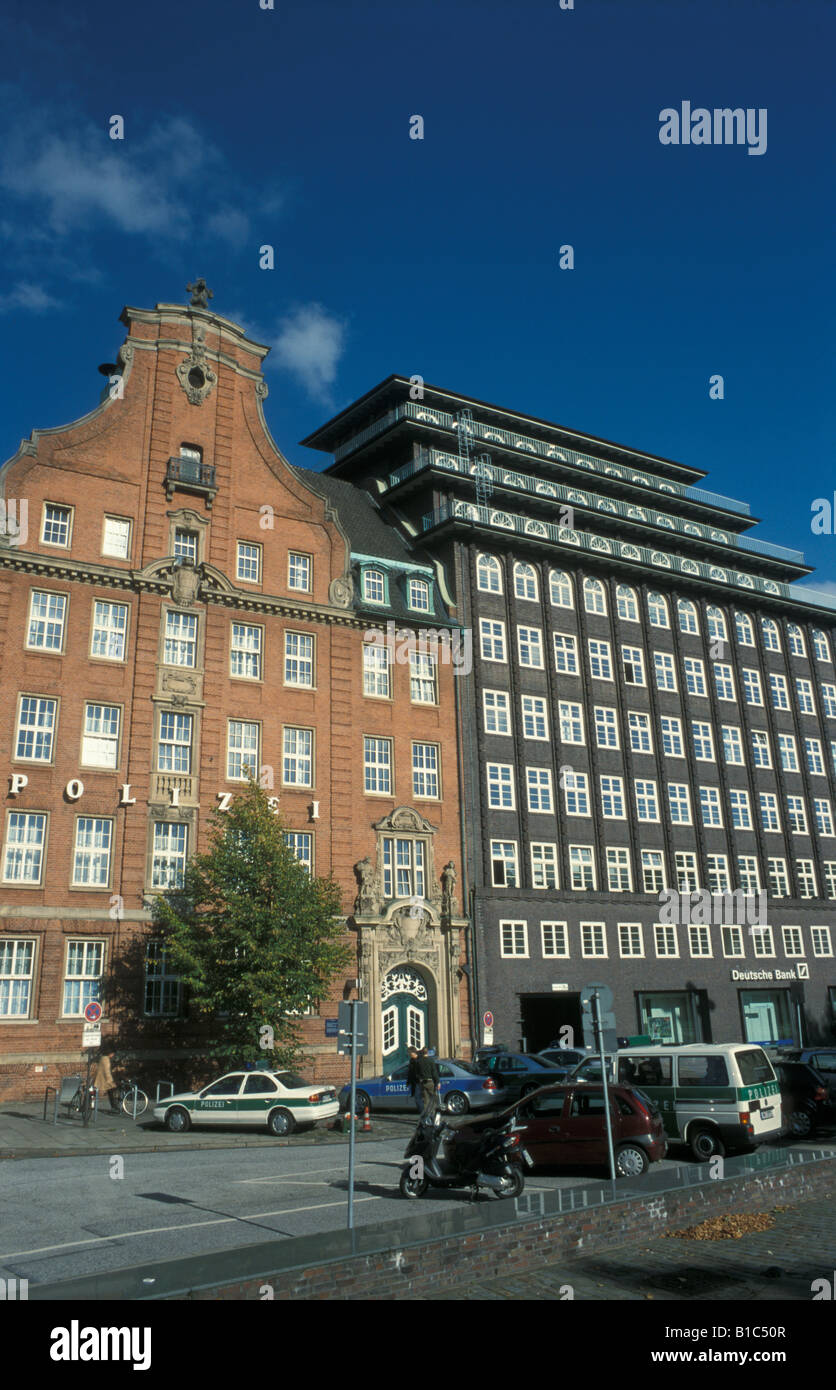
[329,574,354,608]
[187,278,214,309]
[176,324,217,406]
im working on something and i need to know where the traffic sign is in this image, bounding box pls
[84,1000,102,1023]
[82,1023,101,1049]
[483,1010,494,1029]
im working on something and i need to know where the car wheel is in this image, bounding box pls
[353,1091,372,1116]
[164,1106,191,1134]
[267,1108,295,1137]
[689,1125,723,1162]
[399,1169,429,1199]
[616,1143,649,1178]
[520,1083,540,1098]
[495,1169,525,1199]
[789,1107,815,1137]
[444,1090,469,1115]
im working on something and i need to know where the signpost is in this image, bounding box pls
[580,983,616,1183]
[81,1001,103,1128]
[337,1000,369,1231]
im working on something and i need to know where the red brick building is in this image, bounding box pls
[0,286,470,1100]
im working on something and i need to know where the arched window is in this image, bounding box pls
[813,629,832,663]
[677,599,699,635]
[735,612,754,646]
[787,623,806,658]
[550,570,574,609]
[706,606,727,643]
[408,578,430,612]
[761,617,781,652]
[647,592,669,628]
[363,568,386,604]
[477,554,502,594]
[583,578,607,616]
[616,585,638,622]
[513,561,538,602]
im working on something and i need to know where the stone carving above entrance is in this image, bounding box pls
[381,968,427,1003]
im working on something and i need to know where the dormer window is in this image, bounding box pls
[407,578,431,612]
[363,568,386,604]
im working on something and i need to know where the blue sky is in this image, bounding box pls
[2,0,834,582]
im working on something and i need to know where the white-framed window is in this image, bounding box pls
[667,783,691,825]
[583,578,607,615]
[362,736,390,794]
[735,612,755,645]
[787,795,808,835]
[622,645,645,685]
[151,822,188,890]
[382,1006,398,1056]
[641,850,666,893]
[660,716,684,758]
[761,617,781,652]
[713,663,736,701]
[82,703,120,769]
[721,925,745,958]
[382,836,425,898]
[158,711,193,773]
[477,554,502,593]
[480,619,507,662]
[751,925,775,958]
[619,923,644,958]
[600,775,625,819]
[230,622,262,679]
[529,766,556,813]
[721,725,744,764]
[412,742,440,799]
[62,940,104,1015]
[569,845,596,890]
[517,625,544,668]
[741,668,763,705]
[787,624,806,658]
[531,842,559,889]
[814,798,834,836]
[616,585,639,621]
[409,649,438,704]
[729,789,752,831]
[0,939,36,1017]
[173,527,198,562]
[549,570,573,608]
[796,858,818,897]
[15,696,57,762]
[553,632,579,674]
[594,706,619,748]
[71,817,113,887]
[692,721,715,761]
[831,741,836,776]
[285,631,315,687]
[699,786,722,827]
[513,562,538,601]
[284,832,314,874]
[588,638,613,680]
[707,854,731,893]
[648,592,669,628]
[41,502,72,548]
[813,630,832,663]
[805,738,825,775]
[164,610,198,668]
[541,921,569,958]
[737,855,761,893]
[558,700,583,744]
[635,778,659,822]
[2,812,47,884]
[483,689,511,735]
[500,920,528,958]
[689,925,713,958]
[606,847,632,892]
[751,730,772,768]
[654,651,677,691]
[236,541,261,584]
[795,678,815,715]
[678,599,699,634]
[362,568,386,603]
[407,578,431,612]
[92,600,129,662]
[675,851,699,892]
[778,733,799,772]
[822,683,836,719]
[522,695,549,740]
[822,863,836,899]
[490,840,519,887]
[26,590,67,652]
[767,857,790,897]
[288,552,312,592]
[706,606,727,643]
[782,925,804,958]
[486,762,515,810]
[654,924,679,958]
[811,926,833,957]
[683,657,706,697]
[580,922,607,958]
[144,940,183,1016]
[759,792,781,833]
[283,727,314,788]
[227,720,259,781]
[102,516,131,559]
[363,642,391,698]
[769,673,790,710]
[627,712,652,755]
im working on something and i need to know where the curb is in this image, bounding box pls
[0,1118,414,1161]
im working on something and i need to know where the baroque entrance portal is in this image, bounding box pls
[381,966,430,1071]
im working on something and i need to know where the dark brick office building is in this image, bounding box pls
[304,378,836,1055]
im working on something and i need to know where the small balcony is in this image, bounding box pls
[150,773,196,805]
[165,456,217,508]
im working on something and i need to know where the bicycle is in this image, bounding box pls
[116,1078,149,1117]
[69,1081,97,1123]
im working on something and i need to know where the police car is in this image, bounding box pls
[339,1058,507,1115]
[153,1069,339,1136]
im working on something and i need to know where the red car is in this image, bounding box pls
[459,1083,667,1178]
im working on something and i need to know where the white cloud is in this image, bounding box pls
[206,207,251,247]
[796,579,836,597]
[0,281,62,314]
[267,303,347,403]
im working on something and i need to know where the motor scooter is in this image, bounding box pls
[399,1109,525,1200]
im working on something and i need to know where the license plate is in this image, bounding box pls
[760,1107,774,1119]
[521,1149,534,1169]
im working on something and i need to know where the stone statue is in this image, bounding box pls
[187,278,213,309]
[354,857,380,914]
[441,860,457,913]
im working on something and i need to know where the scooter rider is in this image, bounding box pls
[416,1046,440,1118]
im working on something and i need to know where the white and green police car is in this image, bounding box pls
[153,1070,339,1136]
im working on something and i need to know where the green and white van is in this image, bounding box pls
[568,1043,782,1161]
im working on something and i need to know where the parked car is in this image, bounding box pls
[153,1070,339,1136]
[771,1048,836,1103]
[474,1051,566,1100]
[472,1044,510,1068]
[339,1058,507,1115]
[453,1082,667,1178]
[534,1048,590,1077]
[774,1060,836,1137]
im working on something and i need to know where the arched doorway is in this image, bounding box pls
[380,966,430,1071]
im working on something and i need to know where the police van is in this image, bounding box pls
[568,1043,782,1161]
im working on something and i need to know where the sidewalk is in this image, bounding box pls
[0,1100,413,1160]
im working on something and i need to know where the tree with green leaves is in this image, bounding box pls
[151,780,350,1071]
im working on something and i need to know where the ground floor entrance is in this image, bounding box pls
[519,993,583,1053]
[381,966,431,1071]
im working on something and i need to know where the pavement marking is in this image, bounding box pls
[0,1197,382,1262]
[234,1163,394,1183]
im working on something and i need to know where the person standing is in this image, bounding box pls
[406,1047,422,1118]
[91,1047,119,1114]
[416,1046,440,1118]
